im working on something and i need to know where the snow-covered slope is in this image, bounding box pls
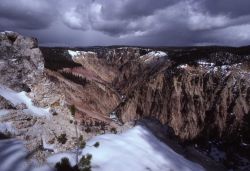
[48,125,205,171]
[0,139,52,171]
[68,50,97,60]
[0,85,50,117]
[0,122,15,134]
[0,109,9,116]
[147,51,167,57]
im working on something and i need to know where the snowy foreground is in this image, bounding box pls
[48,125,204,171]
[0,84,50,117]
[0,126,204,171]
[0,139,52,171]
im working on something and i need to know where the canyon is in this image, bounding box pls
[1,31,250,170]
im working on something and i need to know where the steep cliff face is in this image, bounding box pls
[119,63,250,141]
[42,48,121,125]
[112,49,250,149]
[41,46,250,145]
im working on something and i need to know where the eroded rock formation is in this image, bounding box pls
[1,32,250,168]
[42,45,250,164]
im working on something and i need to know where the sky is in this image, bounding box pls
[0,0,250,47]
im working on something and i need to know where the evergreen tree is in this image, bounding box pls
[55,105,100,171]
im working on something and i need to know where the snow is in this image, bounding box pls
[0,85,50,117]
[10,58,18,62]
[241,142,250,147]
[197,61,215,67]
[213,67,218,72]
[47,152,77,166]
[68,50,81,58]
[4,30,15,34]
[0,109,10,116]
[207,66,218,73]
[0,139,52,171]
[141,51,167,58]
[47,125,204,171]
[233,63,242,68]
[148,51,167,57]
[68,50,96,58]
[0,139,28,171]
[206,65,232,75]
[0,30,15,34]
[221,65,228,70]
[177,64,188,69]
[0,122,16,134]
[42,136,56,152]
[220,65,231,75]
[139,51,168,64]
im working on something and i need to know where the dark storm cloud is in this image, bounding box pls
[203,0,250,18]
[0,0,250,46]
[99,0,177,20]
[0,0,57,30]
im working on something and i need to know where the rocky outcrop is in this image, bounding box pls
[0,32,88,163]
[0,31,43,91]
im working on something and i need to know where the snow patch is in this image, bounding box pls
[4,31,15,34]
[48,125,204,171]
[141,51,167,59]
[177,64,188,69]
[147,51,167,57]
[0,30,15,35]
[68,50,81,58]
[0,85,50,117]
[241,142,250,147]
[0,122,16,134]
[47,152,76,166]
[207,66,219,73]
[197,61,215,67]
[42,136,56,152]
[207,65,232,75]
[139,51,168,64]
[0,139,52,171]
[68,50,96,59]
[0,109,10,116]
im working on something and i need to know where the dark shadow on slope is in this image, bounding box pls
[0,139,53,171]
[136,119,227,171]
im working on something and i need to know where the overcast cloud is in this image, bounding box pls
[0,0,250,46]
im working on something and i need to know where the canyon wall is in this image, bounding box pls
[42,46,250,147]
